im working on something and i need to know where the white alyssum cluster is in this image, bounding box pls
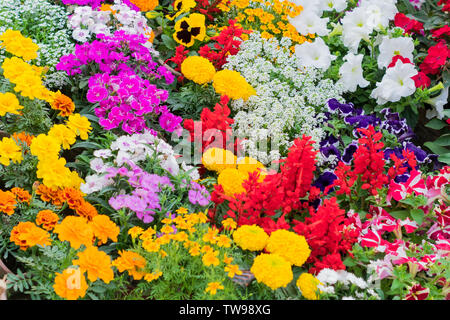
[223,33,344,165]
[316,268,381,299]
[68,0,153,44]
[80,131,200,194]
[0,0,74,89]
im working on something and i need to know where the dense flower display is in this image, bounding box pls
[0,0,448,303]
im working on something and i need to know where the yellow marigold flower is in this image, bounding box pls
[0,92,23,116]
[213,69,256,100]
[265,229,311,267]
[224,264,242,278]
[176,207,188,215]
[0,30,39,61]
[10,221,52,250]
[217,168,247,197]
[53,267,88,300]
[250,253,293,290]
[36,157,72,188]
[222,218,237,231]
[155,234,171,245]
[161,224,175,234]
[223,254,233,265]
[130,0,159,11]
[128,226,144,239]
[53,216,94,250]
[48,124,77,150]
[35,209,59,231]
[296,273,322,300]
[72,246,114,284]
[159,249,168,258]
[237,156,267,181]
[216,235,231,248]
[112,250,146,280]
[30,134,61,160]
[142,239,160,252]
[10,187,31,204]
[233,225,268,251]
[189,243,201,256]
[202,227,219,244]
[89,214,120,245]
[0,137,23,166]
[140,227,156,240]
[201,244,214,254]
[202,147,236,173]
[66,113,92,140]
[51,91,75,117]
[202,250,220,267]
[181,56,216,84]
[144,271,162,282]
[172,231,188,242]
[205,281,224,295]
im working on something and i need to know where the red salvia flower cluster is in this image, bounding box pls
[387,149,417,182]
[165,45,189,82]
[193,0,224,21]
[292,197,360,274]
[199,19,251,69]
[325,125,388,196]
[211,135,318,234]
[183,95,236,152]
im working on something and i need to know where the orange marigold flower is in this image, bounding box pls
[144,270,162,283]
[51,91,75,117]
[10,187,32,204]
[89,214,119,245]
[35,184,65,207]
[72,246,114,283]
[10,221,52,250]
[112,250,147,280]
[53,216,94,250]
[74,200,98,221]
[36,209,59,231]
[53,267,88,300]
[62,187,85,209]
[128,226,144,239]
[12,132,34,146]
[0,190,17,215]
[202,250,220,267]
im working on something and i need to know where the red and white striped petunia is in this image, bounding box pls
[405,283,429,300]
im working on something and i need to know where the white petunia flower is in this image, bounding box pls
[425,86,449,120]
[337,53,370,92]
[341,8,373,53]
[377,36,415,69]
[289,10,330,36]
[370,59,418,104]
[294,37,336,70]
[321,0,348,12]
[360,0,398,30]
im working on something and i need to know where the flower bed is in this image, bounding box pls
[0,0,448,301]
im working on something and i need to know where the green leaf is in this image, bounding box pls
[424,141,449,155]
[343,256,356,267]
[71,141,104,150]
[161,34,176,50]
[425,118,447,130]
[436,153,450,165]
[389,210,410,220]
[410,209,425,225]
[434,134,450,147]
